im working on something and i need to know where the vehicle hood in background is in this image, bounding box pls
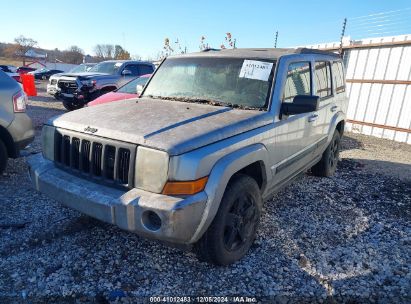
[49,98,273,155]
[55,72,109,78]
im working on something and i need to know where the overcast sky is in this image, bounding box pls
[1,0,410,59]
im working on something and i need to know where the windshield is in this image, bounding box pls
[118,76,150,94]
[69,64,92,73]
[88,62,122,74]
[143,57,275,109]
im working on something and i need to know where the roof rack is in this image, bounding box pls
[296,48,339,57]
[201,48,221,52]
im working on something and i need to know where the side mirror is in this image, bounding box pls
[122,69,132,76]
[281,95,319,116]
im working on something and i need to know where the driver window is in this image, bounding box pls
[282,62,311,103]
[124,65,140,76]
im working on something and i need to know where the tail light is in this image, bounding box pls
[13,90,27,112]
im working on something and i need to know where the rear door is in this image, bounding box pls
[312,61,334,144]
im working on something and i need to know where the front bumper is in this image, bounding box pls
[47,83,92,101]
[46,84,59,96]
[27,154,208,244]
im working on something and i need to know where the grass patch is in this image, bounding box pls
[0,57,23,67]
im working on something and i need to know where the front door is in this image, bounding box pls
[268,59,319,185]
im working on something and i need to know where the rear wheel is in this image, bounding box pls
[62,99,85,111]
[0,139,8,175]
[195,174,262,265]
[311,129,341,177]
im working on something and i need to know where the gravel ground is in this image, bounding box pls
[0,82,410,303]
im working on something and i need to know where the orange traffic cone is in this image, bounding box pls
[21,74,37,96]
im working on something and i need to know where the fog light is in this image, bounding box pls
[141,210,162,231]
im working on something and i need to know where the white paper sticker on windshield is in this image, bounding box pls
[239,60,273,81]
[115,62,122,67]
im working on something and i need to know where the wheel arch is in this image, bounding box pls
[190,144,270,243]
[0,125,17,157]
[328,112,345,142]
[100,85,117,93]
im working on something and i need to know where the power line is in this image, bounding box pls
[349,7,411,21]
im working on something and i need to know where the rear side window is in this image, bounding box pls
[314,61,332,98]
[282,62,311,103]
[332,61,345,94]
[138,65,154,75]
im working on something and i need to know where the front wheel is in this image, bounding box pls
[62,99,85,111]
[195,174,262,265]
[311,129,341,177]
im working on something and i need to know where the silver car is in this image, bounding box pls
[0,70,35,174]
[28,48,348,265]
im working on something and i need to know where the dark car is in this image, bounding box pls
[0,65,17,73]
[16,66,36,74]
[47,60,155,111]
[29,68,64,80]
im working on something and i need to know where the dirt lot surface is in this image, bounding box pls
[0,82,410,303]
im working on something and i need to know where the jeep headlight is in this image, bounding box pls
[41,125,55,161]
[135,147,169,193]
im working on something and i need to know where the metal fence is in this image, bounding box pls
[303,34,411,144]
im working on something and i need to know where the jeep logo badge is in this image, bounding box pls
[84,126,98,133]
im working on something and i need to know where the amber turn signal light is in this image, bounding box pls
[162,177,208,195]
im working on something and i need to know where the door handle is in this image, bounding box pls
[331,105,338,112]
[308,114,318,122]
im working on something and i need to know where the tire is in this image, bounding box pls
[62,99,85,111]
[0,139,8,175]
[311,129,341,177]
[195,174,262,265]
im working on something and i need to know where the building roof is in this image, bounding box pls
[170,48,339,60]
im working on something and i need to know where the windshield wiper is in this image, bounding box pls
[145,94,165,99]
[144,95,262,110]
[158,96,234,107]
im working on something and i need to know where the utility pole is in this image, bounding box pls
[274,31,278,48]
[339,18,347,57]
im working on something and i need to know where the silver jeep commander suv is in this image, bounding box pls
[28,48,348,265]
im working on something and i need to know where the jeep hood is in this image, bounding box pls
[48,98,273,155]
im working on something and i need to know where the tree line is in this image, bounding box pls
[0,35,131,65]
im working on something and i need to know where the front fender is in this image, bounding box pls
[189,143,270,243]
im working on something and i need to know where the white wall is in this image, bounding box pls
[302,34,411,144]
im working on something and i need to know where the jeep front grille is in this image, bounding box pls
[54,130,135,188]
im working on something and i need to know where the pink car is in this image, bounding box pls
[88,74,151,106]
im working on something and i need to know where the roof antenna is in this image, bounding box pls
[339,18,347,57]
[274,31,279,48]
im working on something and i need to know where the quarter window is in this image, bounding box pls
[282,62,311,103]
[314,61,332,98]
[332,61,345,94]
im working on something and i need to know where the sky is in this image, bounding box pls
[1,0,410,59]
